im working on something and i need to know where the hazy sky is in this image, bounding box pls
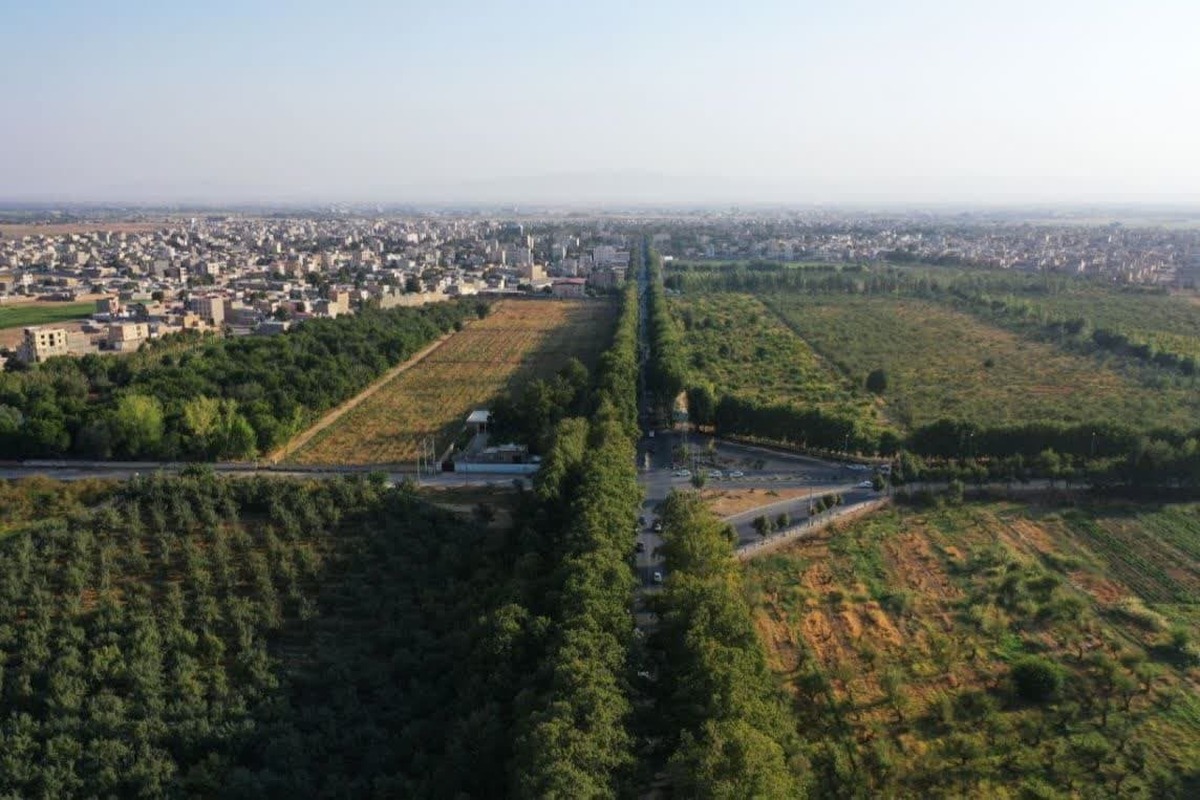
[4,0,1198,204]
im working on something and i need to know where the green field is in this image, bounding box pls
[744,500,1200,797]
[996,290,1200,362]
[0,301,94,330]
[765,294,1200,432]
[669,293,873,412]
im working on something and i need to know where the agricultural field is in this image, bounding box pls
[744,501,1200,797]
[669,293,871,412]
[1006,290,1200,362]
[0,473,561,797]
[766,294,1200,432]
[0,300,95,330]
[290,299,615,464]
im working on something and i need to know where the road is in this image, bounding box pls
[0,460,528,490]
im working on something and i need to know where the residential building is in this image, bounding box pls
[17,326,70,363]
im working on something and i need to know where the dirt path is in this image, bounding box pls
[268,331,457,463]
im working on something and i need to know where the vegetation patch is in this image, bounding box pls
[0,301,96,330]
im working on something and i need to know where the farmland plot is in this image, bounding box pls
[743,501,1200,797]
[766,294,1200,431]
[289,299,615,464]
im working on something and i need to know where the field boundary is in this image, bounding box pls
[268,329,459,463]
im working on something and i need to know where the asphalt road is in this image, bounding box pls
[0,461,527,490]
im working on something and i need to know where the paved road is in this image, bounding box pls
[0,460,527,490]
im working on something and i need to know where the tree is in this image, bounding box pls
[880,667,910,722]
[775,512,790,530]
[752,515,774,538]
[865,368,889,394]
[1010,656,1064,703]
[686,384,717,428]
[112,394,165,458]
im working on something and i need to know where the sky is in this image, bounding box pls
[3,0,1199,205]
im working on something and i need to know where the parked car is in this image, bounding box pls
[708,469,722,479]
[635,541,645,553]
[728,470,744,478]
[653,520,663,533]
[857,480,874,489]
[652,571,664,584]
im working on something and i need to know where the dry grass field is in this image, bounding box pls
[288,299,615,465]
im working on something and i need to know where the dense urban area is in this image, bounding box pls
[4,208,1200,365]
[1,207,1199,798]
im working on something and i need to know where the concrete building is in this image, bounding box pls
[107,322,150,351]
[518,263,546,282]
[188,296,226,326]
[551,278,587,298]
[96,296,122,315]
[17,327,70,363]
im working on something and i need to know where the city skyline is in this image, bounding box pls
[4,0,1199,204]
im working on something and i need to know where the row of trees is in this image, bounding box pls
[0,300,485,460]
[510,275,644,795]
[646,249,688,413]
[647,491,806,796]
[710,393,900,455]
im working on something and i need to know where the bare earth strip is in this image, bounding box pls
[266,330,458,463]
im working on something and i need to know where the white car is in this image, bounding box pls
[708,469,722,479]
[676,469,692,478]
[857,480,875,489]
[652,571,664,584]
[728,470,744,478]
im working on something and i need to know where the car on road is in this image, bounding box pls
[708,469,722,478]
[638,516,646,526]
[674,469,692,478]
[857,480,875,489]
[635,541,645,553]
[652,571,663,584]
[653,520,663,532]
[728,470,744,478]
